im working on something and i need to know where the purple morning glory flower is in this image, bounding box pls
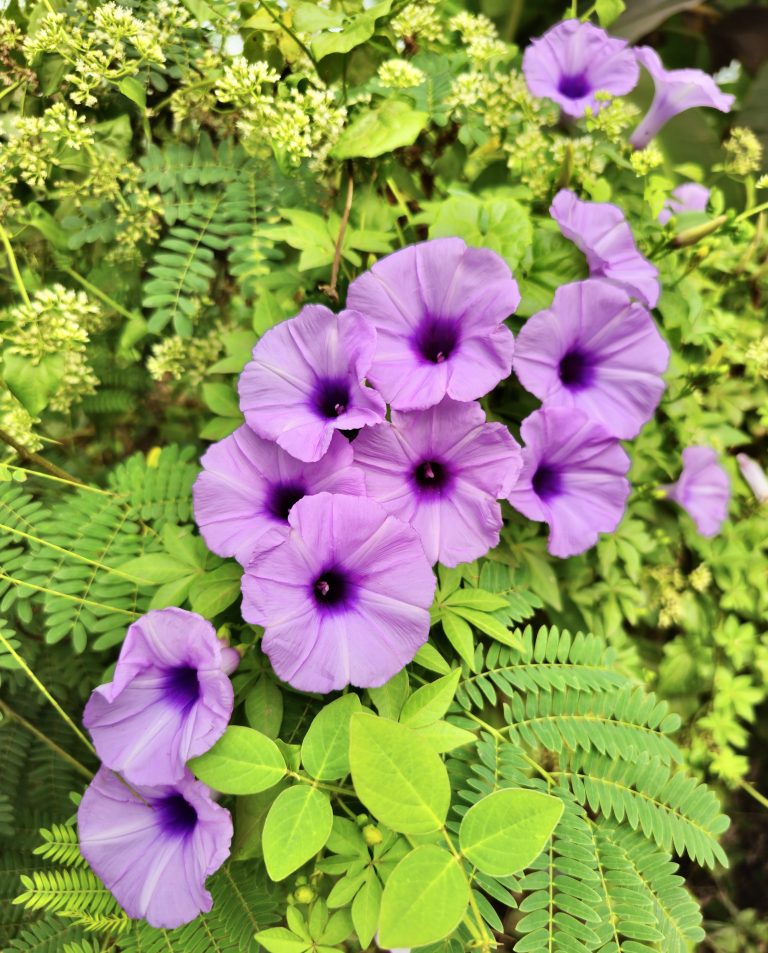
[193,426,365,567]
[737,453,768,504]
[664,446,730,537]
[522,19,639,118]
[551,189,660,308]
[346,238,519,411]
[83,608,238,786]
[352,397,522,567]
[630,47,735,150]
[513,279,669,440]
[658,182,710,225]
[238,304,386,463]
[507,406,630,558]
[78,767,232,929]
[241,493,435,693]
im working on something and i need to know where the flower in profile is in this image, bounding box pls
[663,446,730,537]
[507,407,631,558]
[193,426,365,567]
[238,305,386,463]
[346,238,519,411]
[630,47,734,150]
[550,189,660,308]
[522,19,639,118]
[737,453,768,504]
[352,397,522,566]
[658,182,710,225]
[78,767,232,929]
[83,608,238,786]
[513,279,669,439]
[241,493,435,693]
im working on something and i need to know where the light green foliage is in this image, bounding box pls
[262,786,333,881]
[190,725,286,794]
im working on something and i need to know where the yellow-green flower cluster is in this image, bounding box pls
[147,329,222,386]
[746,336,768,379]
[629,144,664,177]
[584,94,640,145]
[0,391,43,452]
[377,58,425,89]
[449,11,506,62]
[722,126,763,177]
[391,0,443,45]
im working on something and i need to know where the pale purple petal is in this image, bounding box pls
[241,493,435,693]
[522,19,639,117]
[346,239,518,411]
[352,397,522,566]
[737,453,768,504]
[513,279,669,439]
[630,47,734,149]
[238,305,386,462]
[550,190,660,308]
[193,426,365,566]
[507,407,630,558]
[83,609,235,786]
[78,767,232,929]
[664,446,730,536]
[658,183,710,225]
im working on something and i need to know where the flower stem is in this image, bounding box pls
[0,222,31,305]
[61,266,141,322]
[0,697,93,779]
[0,428,86,485]
[737,778,768,811]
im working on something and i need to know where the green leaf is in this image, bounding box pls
[378,845,469,948]
[232,782,287,861]
[202,381,241,418]
[308,0,392,60]
[413,642,452,675]
[301,693,361,781]
[400,670,460,729]
[351,871,382,949]
[245,675,284,739]
[450,605,521,648]
[3,352,65,415]
[262,785,333,881]
[349,713,450,834]
[188,562,242,617]
[444,589,508,612]
[189,725,286,795]
[441,611,475,670]
[116,553,190,584]
[368,668,409,720]
[253,927,310,953]
[414,720,476,754]
[332,101,428,160]
[118,75,146,108]
[427,193,533,271]
[458,788,564,876]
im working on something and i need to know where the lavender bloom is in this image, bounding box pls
[513,279,669,440]
[78,767,232,929]
[352,398,521,567]
[238,305,386,463]
[193,426,365,567]
[241,493,435,693]
[551,189,660,308]
[522,19,639,118]
[664,446,730,536]
[346,238,519,411]
[658,183,710,225]
[507,407,630,558]
[630,47,735,150]
[737,453,768,504]
[83,608,238,786]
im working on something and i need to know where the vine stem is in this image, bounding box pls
[0,571,138,617]
[0,428,85,485]
[0,629,96,756]
[325,169,354,304]
[0,462,112,495]
[0,222,31,305]
[61,267,142,322]
[0,697,93,780]
[259,1,319,70]
[737,778,768,811]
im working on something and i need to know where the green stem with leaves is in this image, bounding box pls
[0,222,31,305]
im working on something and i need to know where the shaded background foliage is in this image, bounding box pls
[1,0,768,949]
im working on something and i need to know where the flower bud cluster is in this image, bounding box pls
[391,0,443,44]
[722,126,763,177]
[449,11,506,62]
[147,328,222,386]
[377,58,425,89]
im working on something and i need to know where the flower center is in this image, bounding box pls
[165,666,200,709]
[558,349,595,390]
[558,73,590,99]
[312,568,353,610]
[532,464,562,501]
[313,379,350,419]
[414,318,459,365]
[267,482,306,521]
[413,459,450,493]
[157,793,198,838]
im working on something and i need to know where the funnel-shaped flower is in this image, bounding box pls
[241,493,435,693]
[78,767,232,929]
[83,608,238,786]
[346,238,519,411]
[238,305,386,463]
[658,182,710,225]
[193,426,365,567]
[551,190,660,308]
[507,407,631,558]
[630,47,734,150]
[737,453,768,504]
[513,279,669,439]
[522,19,639,117]
[352,397,522,567]
[664,446,730,537]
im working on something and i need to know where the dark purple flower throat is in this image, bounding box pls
[267,482,306,521]
[558,73,590,99]
[313,379,350,419]
[532,464,562,501]
[414,318,459,365]
[312,567,354,610]
[413,459,451,495]
[165,666,200,709]
[558,349,595,390]
[158,793,198,838]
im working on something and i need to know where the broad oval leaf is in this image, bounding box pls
[459,788,564,876]
[332,101,428,160]
[378,845,469,948]
[400,670,460,728]
[349,712,450,834]
[189,725,286,795]
[262,785,333,881]
[301,693,361,781]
